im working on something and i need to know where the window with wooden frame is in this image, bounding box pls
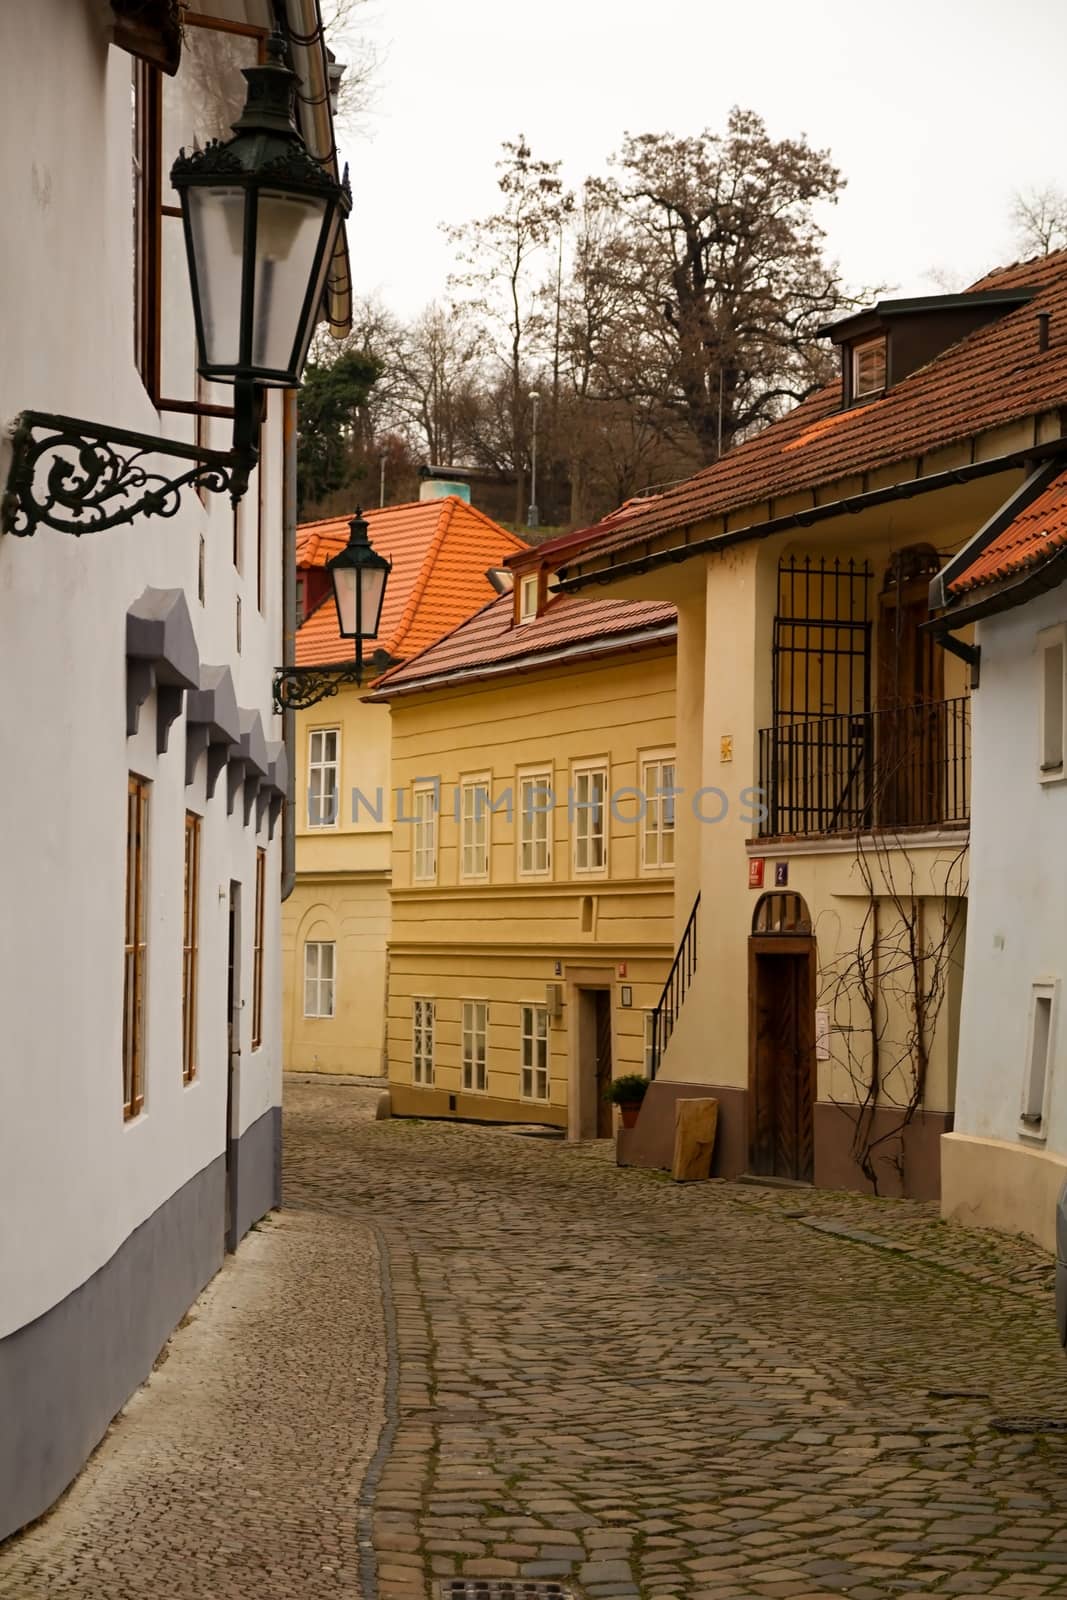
[412,997,434,1085]
[182,811,201,1084]
[304,941,335,1018]
[252,848,266,1049]
[520,1004,549,1101]
[518,572,540,624]
[412,784,438,883]
[1039,624,1067,782]
[461,1000,488,1092]
[308,728,340,827]
[851,337,887,400]
[641,753,676,870]
[572,762,608,874]
[134,14,268,418]
[643,1011,656,1078]
[124,776,150,1119]
[518,770,553,877]
[460,777,491,880]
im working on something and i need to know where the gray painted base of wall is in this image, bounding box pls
[0,1105,281,1545]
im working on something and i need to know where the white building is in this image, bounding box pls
[0,0,350,1539]
[932,459,1067,1251]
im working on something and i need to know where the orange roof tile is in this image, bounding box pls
[557,252,1067,576]
[295,498,526,667]
[370,591,676,699]
[948,468,1067,594]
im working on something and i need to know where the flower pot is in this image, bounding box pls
[619,1102,641,1129]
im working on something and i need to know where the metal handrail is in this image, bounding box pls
[649,892,700,1079]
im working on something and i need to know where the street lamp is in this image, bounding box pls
[272,509,392,712]
[2,28,351,538]
[527,390,541,530]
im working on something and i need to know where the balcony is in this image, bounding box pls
[756,696,970,839]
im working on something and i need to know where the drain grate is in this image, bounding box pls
[991,1416,1067,1434]
[440,1584,573,1599]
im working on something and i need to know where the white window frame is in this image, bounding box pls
[572,760,609,876]
[517,768,553,878]
[520,1003,550,1101]
[518,572,539,623]
[460,775,491,881]
[640,751,676,872]
[307,727,340,828]
[1021,978,1059,1140]
[412,997,434,1085]
[461,1000,488,1092]
[303,940,335,1018]
[852,336,887,399]
[412,783,438,883]
[643,1010,656,1078]
[1039,624,1067,783]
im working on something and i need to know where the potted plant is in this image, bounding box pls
[606,1073,650,1129]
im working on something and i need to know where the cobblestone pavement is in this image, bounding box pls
[5,1077,1067,1600]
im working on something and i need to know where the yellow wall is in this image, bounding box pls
[282,691,392,1076]
[385,644,677,1131]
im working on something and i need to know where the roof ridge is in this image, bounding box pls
[451,497,528,550]
[371,592,506,690]
[385,495,461,657]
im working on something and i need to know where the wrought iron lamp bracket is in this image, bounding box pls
[1,402,262,538]
[272,660,365,714]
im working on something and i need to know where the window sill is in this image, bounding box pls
[1038,767,1067,786]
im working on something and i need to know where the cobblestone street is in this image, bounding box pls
[5,1077,1067,1599]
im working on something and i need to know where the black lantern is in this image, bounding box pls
[171,29,351,394]
[328,509,391,669]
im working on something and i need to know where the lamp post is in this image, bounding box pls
[527,390,540,530]
[2,28,350,537]
[272,509,391,711]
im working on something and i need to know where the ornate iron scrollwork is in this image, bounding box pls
[272,663,364,714]
[1,411,254,537]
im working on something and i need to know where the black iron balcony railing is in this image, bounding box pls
[757,696,970,839]
[649,892,700,1079]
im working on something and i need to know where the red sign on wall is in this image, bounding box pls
[748,858,765,889]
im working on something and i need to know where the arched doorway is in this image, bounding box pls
[748,892,816,1182]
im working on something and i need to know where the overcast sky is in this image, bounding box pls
[339,0,1067,323]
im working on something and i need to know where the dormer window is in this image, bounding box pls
[518,573,539,624]
[852,337,887,399]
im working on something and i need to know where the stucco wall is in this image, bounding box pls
[0,1,283,1345]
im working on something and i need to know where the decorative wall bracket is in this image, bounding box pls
[272,660,366,714]
[2,402,261,537]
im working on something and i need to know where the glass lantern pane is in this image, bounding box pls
[251,189,328,376]
[332,566,358,637]
[187,184,247,370]
[360,565,388,638]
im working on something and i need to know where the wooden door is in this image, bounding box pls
[877,553,944,827]
[749,940,815,1181]
[225,882,240,1251]
[594,991,613,1137]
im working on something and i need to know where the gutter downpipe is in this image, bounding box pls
[281,388,297,902]
[555,437,1067,593]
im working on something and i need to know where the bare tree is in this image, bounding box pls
[1012,185,1067,257]
[317,0,381,133]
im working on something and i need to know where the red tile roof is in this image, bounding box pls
[296,497,526,667]
[369,590,676,699]
[557,252,1067,574]
[948,468,1067,594]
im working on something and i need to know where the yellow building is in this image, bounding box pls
[553,265,1067,1198]
[370,525,678,1132]
[282,497,524,1076]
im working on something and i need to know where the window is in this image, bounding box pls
[1021,981,1058,1135]
[643,1011,656,1078]
[461,778,490,879]
[308,729,340,827]
[304,941,335,1018]
[462,1000,488,1092]
[131,60,159,386]
[413,998,434,1085]
[573,763,608,873]
[518,772,553,876]
[124,776,150,1119]
[852,337,887,399]
[182,812,200,1085]
[642,754,676,870]
[520,1004,549,1101]
[252,848,265,1050]
[1039,625,1066,780]
[413,785,438,882]
[518,572,539,623]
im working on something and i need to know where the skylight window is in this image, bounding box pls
[852,337,887,399]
